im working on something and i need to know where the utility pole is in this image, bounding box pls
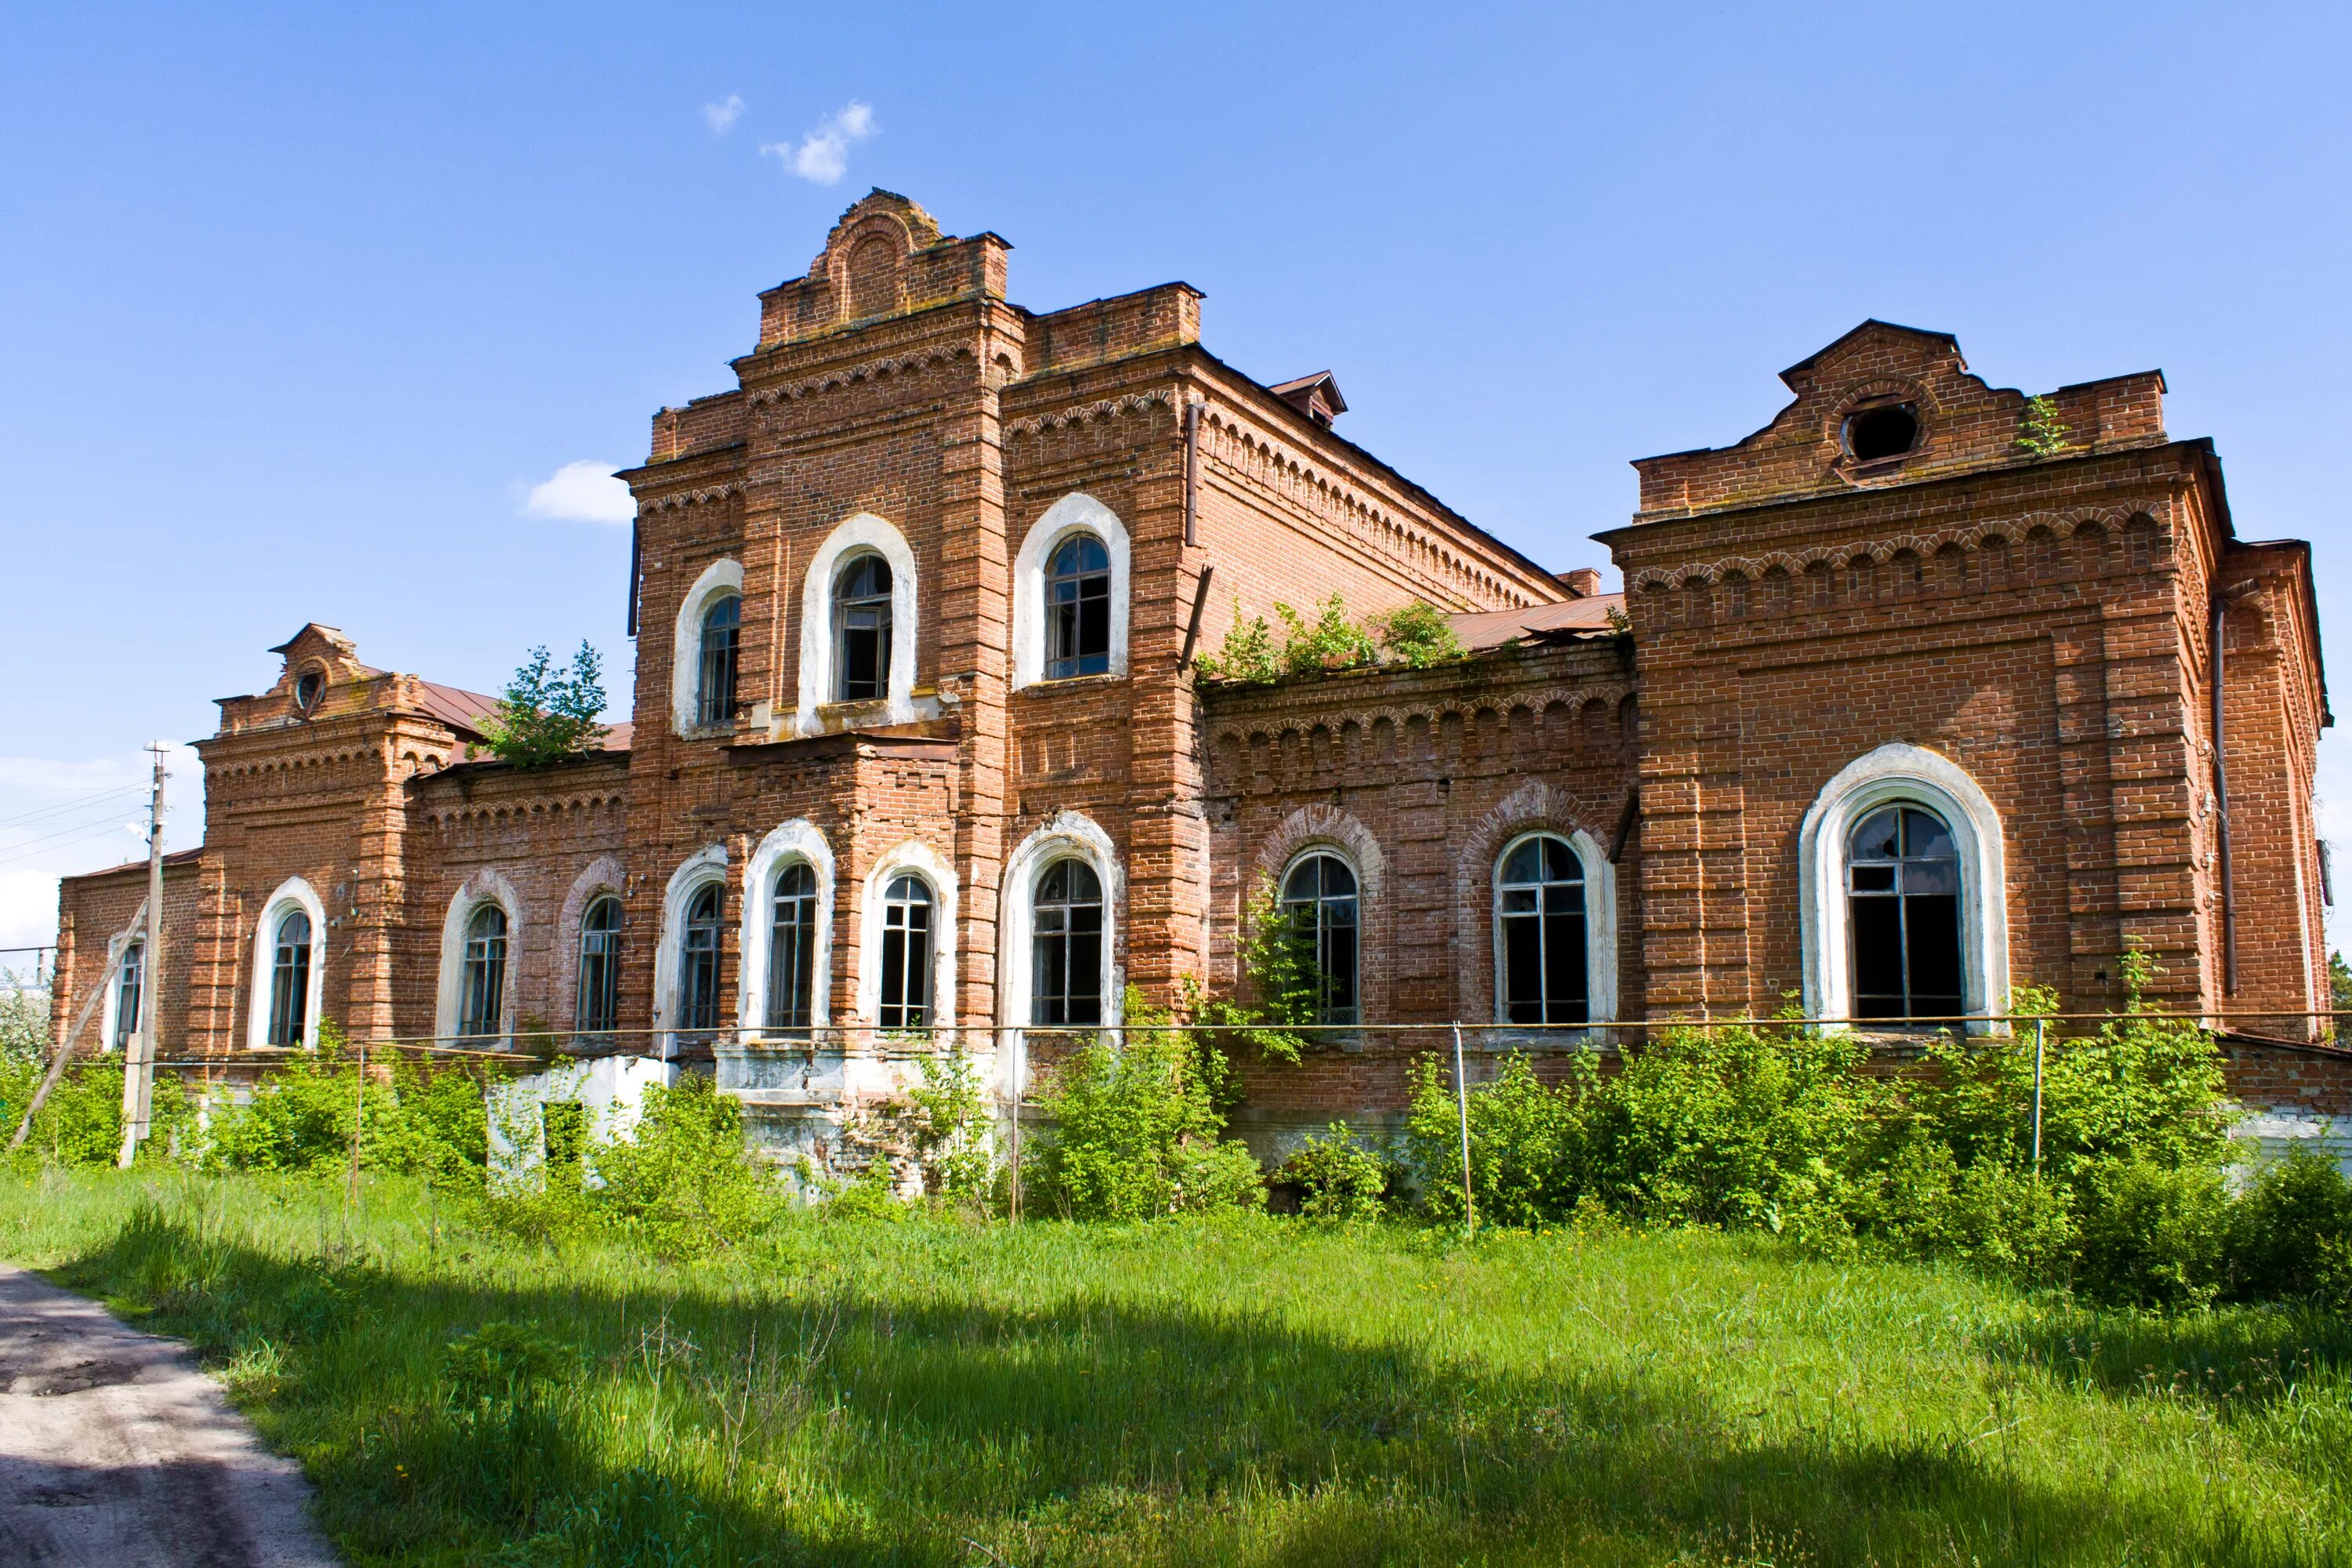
[117,743,167,1169]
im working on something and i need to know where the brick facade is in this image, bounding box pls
[49,196,2343,1153]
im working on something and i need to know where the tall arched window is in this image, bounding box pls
[1847,804,1963,1019]
[267,909,312,1046]
[575,895,622,1038]
[678,884,724,1035]
[113,939,144,1051]
[458,905,508,1039]
[1280,852,1360,1025]
[1496,835,1588,1025]
[767,862,819,1033]
[1031,858,1103,1025]
[1044,535,1112,680]
[834,554,893,702]
[696,593,741,728]
[877,873,934,1028]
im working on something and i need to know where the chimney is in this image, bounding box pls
[1557,568,1603,598]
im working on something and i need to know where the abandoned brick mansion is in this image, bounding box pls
[50,190,2341,1156]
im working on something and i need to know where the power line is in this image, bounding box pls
[0,783,145,833]
[0,819,152,871]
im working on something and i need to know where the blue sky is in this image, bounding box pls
[3,2,2348,963]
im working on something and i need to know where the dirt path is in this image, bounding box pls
[0,1263,336,1566]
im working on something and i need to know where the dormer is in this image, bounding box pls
[1271,370,1348,428]
[251,624,379,727]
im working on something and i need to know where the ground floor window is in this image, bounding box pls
[267,910,312,1047]
[878,873,934,1029]
[1846,804,1962,1020]
[575,895,622,1038]
[1497,834,1588,1025]
[678,884,724,1035]
[113,939,143,1050]
[458,904,508,1039]
[1280,852,1360,1025]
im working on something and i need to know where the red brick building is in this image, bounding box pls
[50,191,2341,1162]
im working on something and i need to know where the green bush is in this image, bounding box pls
[1863,1135,2074,1285]
[2073,1156,2233,1308]
[1367,601,1467,668]
[590,1073,782,1256]
[1405,1051,1585,1229]
[1029,990,1264,1220]
[203,1024,495,1188]
[2227,1148,2352,1306]
[1280,1122,1391,1221]
[2,1056,188,1170]
[904,1048,995,1203]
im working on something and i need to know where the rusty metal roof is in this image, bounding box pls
[1446,593,1624,651]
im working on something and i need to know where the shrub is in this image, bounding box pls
[1276,594,1378,677]
[590,1073,782,1256]
[1029,989,1263,1220]
[3,1055,188,1170]
[1368,601,1467,669]
[905,1048,995,1203]
[2227,1148,2352,1306]
[1192,602,1280,685]
[2073,1156,2232,1308]
[1281,1122,1390,1221]
[1404,1051,1587,1229]
[444,1319,576,1407]
[1864,1135,2074,1285]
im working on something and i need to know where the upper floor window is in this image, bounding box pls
[575,895,622,1038]
[1031,858,1103,1025]
[114,939,144,1051]
[877,873,934,1029]
[767,862,820,1033]
[267,909,312,1047]
[1843,402,1919,463]
[696,593,741,728]
[834,554,893,702]
[1280,852,1359,1025]
[1496,835,1588,1025]
[1847,804,1962,1020]
[458,905,508,1039]
[1044,535,1112,680]
[292,669,325,713]
[678,883,724,1035]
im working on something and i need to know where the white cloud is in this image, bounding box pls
[521,460,634,525]
[762,100,876,185]
[702,93,744,133]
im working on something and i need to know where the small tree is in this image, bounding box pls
[477,643,610,768]
[2014,394,2069,459]
[1369,601,1467,669]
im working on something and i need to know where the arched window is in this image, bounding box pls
[267,909,312,1046]
[1846,804,1963,1019]
[877,873,934,1029]
[1044,535,1112,680]
[1496,835,1589,1025]
[458,904,508,1039]
[575,895,622,1038]
[1280,852,1360,1025]
[113,939,144,1051]
[834,554,893,702]
[767,862,820,1033]
[678,883,724,1035]
[1031,858,1103,1025]
[696,593,741,728]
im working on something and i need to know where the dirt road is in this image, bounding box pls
[0,1263,336,1566]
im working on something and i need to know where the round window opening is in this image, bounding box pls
[1843,403,1920,463]
[292,669,325,712]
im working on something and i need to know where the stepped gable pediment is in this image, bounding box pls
[756,190,1010,347]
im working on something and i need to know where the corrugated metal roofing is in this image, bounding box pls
[1446,593,1624,651]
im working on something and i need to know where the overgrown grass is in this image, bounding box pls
[3,1171,2349,1566]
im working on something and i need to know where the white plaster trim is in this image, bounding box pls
[856,839,959,1030]
[996,813,1123,1091]
[738,819,836,1037]
[1488,828,1618,1026]
[796,513,918,735]
[554,855,626,1033]
[1010,492,1131,691]
[246,876,328,1051]
[100,931,143,1054]
[652,844,730,1054]
[670,557,745,737]
[434,868,523,1044]
[1798,742,2009,1033]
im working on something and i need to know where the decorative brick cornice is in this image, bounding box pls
[640,483,739,514]
[1626,503,2171,592]
[746,344,974,408]
[1207,680,1635,751]
[1004,387,1182,439]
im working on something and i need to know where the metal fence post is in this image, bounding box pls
[1452,1023,1474,1240]
[2031,1017,2045,1171]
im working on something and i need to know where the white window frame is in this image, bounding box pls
[1798,741,2009,1033]
[670,557,745,737]
[1280,848,1366,1027]
[797,513,919,734]
[434,869,522,1045]
[1011,493,1131,691]
[738,819,836,1039]
[247,875,328,1051]
[102,933,145,1054]
[652,844,729,1055]
[997,812,1121,1033]
[857,840,958,1030]
[1490,828,1618,1027]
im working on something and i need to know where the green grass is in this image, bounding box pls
[4,1169,2350,1566]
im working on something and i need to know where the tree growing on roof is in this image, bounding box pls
[477,643,609,768]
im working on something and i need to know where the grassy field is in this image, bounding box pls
[2,1170,2349,1566]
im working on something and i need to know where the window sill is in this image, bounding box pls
[1017,671,1127,695]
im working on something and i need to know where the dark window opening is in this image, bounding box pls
[695,594,741,728]
[1844,404,1919,463]
[835,554,894,702]
[1847,804,1963,1020]
[459,904,509,1039]
[878,873,933,1029]
[678,884,724,1036]
[292,670,324,712]
[267,910,311,1046]
[1279,852,1360,1025]
[1497,835,1589,1025]
[575,895,622,1039]
[767,862,820,1033]
[1032,858,1104,1025]
[1044,534,1112,679]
